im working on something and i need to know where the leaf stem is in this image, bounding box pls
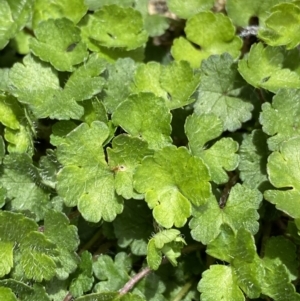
[118,266,152,296]
[78,228,103,255]
[171,279,194,301]
[63,292,73,301]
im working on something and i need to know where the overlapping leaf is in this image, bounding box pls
[93,252,132,292]
[167,0,215,19]
[131,60,200,109]
[32,0,87,28]
[80,5,148,51]
[30,18,88,71]
[103,58,137,113]
[9,54,106,119]
[133,146,211,228]
[0,0,34,50]
[147,229,186,270]
[185,113,239,184]
[260,89,300,151]
[238,43,300,92]
[226,0,289,27]
[44,210,80,279]
[171,12,242,67]
[239,130,270,189]
[258,2,300,49]
[190,184,262,244]
[69,251,93,298]
[112,93,172,150]
[194,53,255,131]
[1,153,51,220]
[264,137,300,219]
[56,121,123,223]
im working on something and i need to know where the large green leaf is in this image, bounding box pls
[171,12,242,68]
[133,146,211,228]
[194,53,255,131]
[56,122,123,223]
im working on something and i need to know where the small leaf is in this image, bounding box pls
[238,43,300,92]
[80,5,148,51]
[195,53,255,131]
[1,153,51,220]
[191,185,262,246]
[30,18,88,71]
[93,252,132,292]
[20,231,58,281]
[0,0,33,50]
[44,210,80,279]
[185,113,239,184]
[167,0,215,19]
[258,3,300,49]
[198,265,244,301]
[171,11,242,67]
[112,93,172,150]
[263,236,298,281]
[260,89,300,151]
[103,58,137,113]
[0,287,17,301]
[32,0,87,28]
[113,200,153,255]
[69,251,94,297]
[264,137,300,219]
[238,130,270,189]
[134,146,211,228]
[56,122,123,223]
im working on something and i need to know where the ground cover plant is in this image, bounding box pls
[1,0,300,300]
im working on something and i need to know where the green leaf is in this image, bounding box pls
[103,58,137,113]
[20,231,58,281]
[50,121,78,146]
[185,113,239,184]
[11,30,31,55]
[264,137,300,219]
[0,241,13,277]
[80,98,108,125]
[171,12,242,68]
[226,0,286,27]
[0,287,17,301]
[0,94,21,130]
[1,153,51,220]
[9,54,106,119]
[194,53,255,131]
[261,261,300,301]
[0,0,34,50]
[93,252,131,292]
[56,122,123,223]
[147,229,186,270]
[80,5,148,51]
[238,43,300,93]
[198,265,244,301]
[0,68,9,91]
[238,130,270,189]
[44,210,80,279]
[113,200,153,255]
[258,3,300,49]
[69,251,94,298]
[144,15,169,37]
[112,93,172,150]
[190,184,262,244]
[85,0,134,11]
[32,0,87,28]
[0,279,51,301]
[260,89,300,151]
[107,135,153,199]
[134,146,211,228]
[263,236,298,281]
[132,60,201,110]
[30,18,88,71]
[167,0,215,19]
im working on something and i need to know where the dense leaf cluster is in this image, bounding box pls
[1,0,300,300]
